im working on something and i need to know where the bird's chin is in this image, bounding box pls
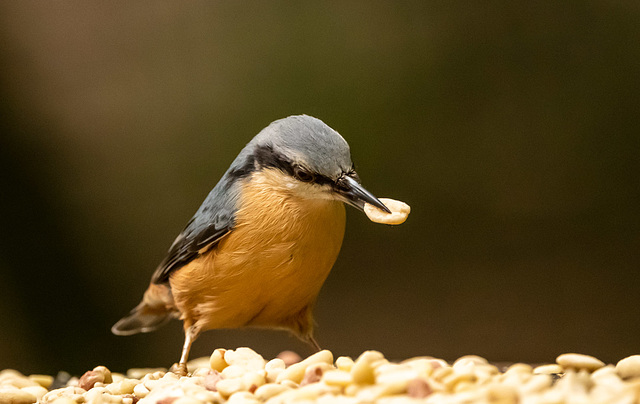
[292,181,339,202]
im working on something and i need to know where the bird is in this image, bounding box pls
[111,115,391,375]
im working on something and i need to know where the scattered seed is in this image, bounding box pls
[616,355,640,379]
[5,348,640,403]
[556,353,605,372]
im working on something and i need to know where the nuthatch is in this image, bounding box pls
[112,115,391,374]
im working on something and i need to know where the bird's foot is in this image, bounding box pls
[169,362,189,377]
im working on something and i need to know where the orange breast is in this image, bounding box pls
[169,169,346,335]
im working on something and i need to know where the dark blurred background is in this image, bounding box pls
[1,1,639,375]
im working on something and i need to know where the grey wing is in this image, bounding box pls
[150,136,256,284]
[150,179,245,284]
[150,218,231,284]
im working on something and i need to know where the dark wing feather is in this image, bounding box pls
[150,175,245,284]
[151,219,231,284]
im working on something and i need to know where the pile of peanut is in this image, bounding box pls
[2,349,640,404]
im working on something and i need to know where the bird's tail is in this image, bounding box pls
[111,283,177,336]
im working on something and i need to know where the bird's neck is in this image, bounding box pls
[235,168,346,236]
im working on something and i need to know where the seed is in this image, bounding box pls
[486,384,518,404]
[133,382,150,397]
[215,378,245,398]
[254,383,290,401]
[379,369,422,394]
[300,364,326,386]
[0,387,37,404]
[48,398,77,404]
[227,391,260,404]
[443,370,475,392]
[407,378,432,398]
[105,378,137,395]
[297,381,341,396]
[355,383,403,401]
[20,386,47,401]
[279,379,299,389]
[344,383,360,396]
[616,355,640,379]
[28,374,53,389]
[557,353,605,372]
[78,369,105,391]
[225,348,266,372]
[453,355,489,367]
[127,367,167,379]
[364,198,410,225]
[335,356,355,372]
[222,365,248,379]
[454,380,475,393]
[505,363,533,375]
[275,350,333,384]
[9,349,640,403]
[203,370,222,391]
[241,370,266,391]
[533,364,563,375]
[264,359,286,383]
[432,366,453,382]
[351,351,385,385]
[40,386,86,404]
[520,374,553,394]
[323,370,353,387]
[265,385,321,403]
[0,374,38,389]
[157,397,179,404]
[209,348,228,372]
[174,397,205,404]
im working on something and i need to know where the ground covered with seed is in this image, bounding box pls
[2,349,640,404]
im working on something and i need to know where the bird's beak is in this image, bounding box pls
[335,175,391,213]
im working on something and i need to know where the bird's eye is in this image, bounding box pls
[294,166,315,183]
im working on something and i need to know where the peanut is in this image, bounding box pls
[364,198,410,225]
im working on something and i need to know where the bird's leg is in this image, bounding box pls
[170,325,198,376]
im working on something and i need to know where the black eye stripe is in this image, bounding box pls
[244,144,338,187]
[252,144,294,176]
[313,174,334,186]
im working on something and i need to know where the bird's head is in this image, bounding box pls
[241,115,390,213]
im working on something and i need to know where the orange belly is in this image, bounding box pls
[169,169,346,338]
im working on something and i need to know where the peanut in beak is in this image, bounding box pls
[364,198,411,225]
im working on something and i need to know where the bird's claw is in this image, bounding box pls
[169,362,189,377]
